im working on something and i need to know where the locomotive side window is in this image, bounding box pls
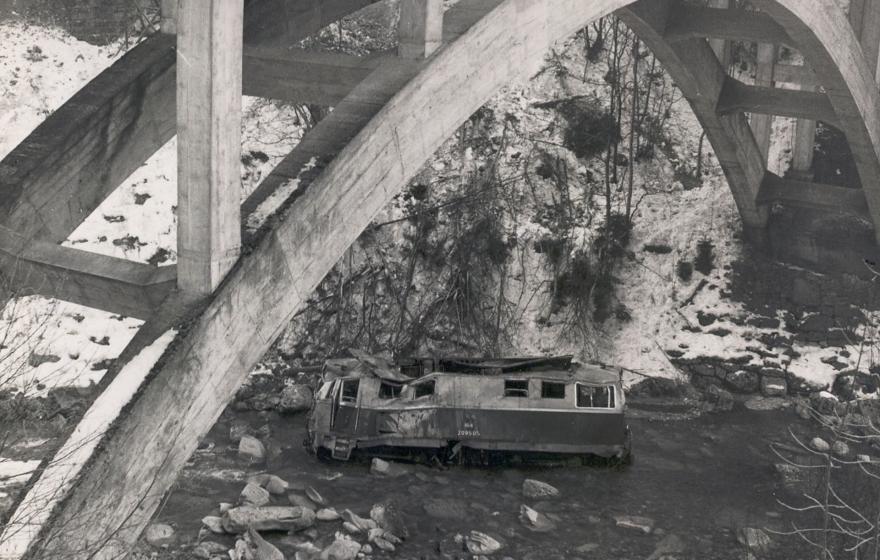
[413,380,435,399]
[504,379,529,397]
[378,382,402,399]
[576,384,616,409]
[541,381,566,399]
[340,379,360,404]
[316,381,334,400]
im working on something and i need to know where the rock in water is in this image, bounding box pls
[321,532,361,560]
[465,531,502,555]
[201,515,226,534]
[222,506,315,533]
[305,486,325,505]
[811,437,831,453]
[832,440,851,458]
[522,479,560,499]
[519,504,557,532]
[647,534,685,560]
[341,509,377,532]
[239,435,266,463]
[265,475,289,495]
[241,482,271,506]
[278,384,314,413]
[193,541,227,559]
[317,508,341,521]
[370,501,409,538]
[144,523,175,547]
[737,527,771,553]
[370,457,410,477]
[245,527,285,560]
[614,515,655,534]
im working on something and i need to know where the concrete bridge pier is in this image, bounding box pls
[175,0,244,295]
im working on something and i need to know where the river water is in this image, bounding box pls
[152,400,817,559]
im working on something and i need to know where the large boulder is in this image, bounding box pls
[278,384,314,414]
[222,506,315,533]
[522,479,560,499]
[725,370,760,393]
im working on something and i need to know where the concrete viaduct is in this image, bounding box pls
[1,0,880,557]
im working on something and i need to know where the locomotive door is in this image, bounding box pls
[331,378,361,435]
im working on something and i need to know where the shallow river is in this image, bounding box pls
[153,400,817,559]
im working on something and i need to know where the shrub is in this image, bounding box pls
[694,239,715,276]
[643,243,673,255]
[556,97,620,160]
[676,260,694,283]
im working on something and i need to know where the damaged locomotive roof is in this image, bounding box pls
[322,351,621,385]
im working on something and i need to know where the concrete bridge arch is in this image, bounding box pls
[3,0,880,557]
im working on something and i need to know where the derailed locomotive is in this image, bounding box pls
[305,352,631,464]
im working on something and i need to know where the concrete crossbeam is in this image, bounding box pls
[0,227,175,319]
[757,172,870,219]
[717,77,840,127]
[665,4,794,47]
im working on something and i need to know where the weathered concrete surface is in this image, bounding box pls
[398,0,444,59]
[757,173,870,219]
[176,0,243,295]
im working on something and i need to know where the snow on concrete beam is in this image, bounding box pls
[0,226,175,320]
[717,77,840,128]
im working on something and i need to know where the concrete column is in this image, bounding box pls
[176,0,243,295]
[398,0,443,59]
[160,0,177,34]
[707,0,732,67]
[849,0,880,82]
[790,69,818,181]
[751,43,777,162]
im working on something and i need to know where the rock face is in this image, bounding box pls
[278,384,314,413]
[238,435,266,462]
[144,523,175,547]
[519,504,557,532]
[465,531,502,555]
[321,532,361,560]
[522,479,560,499]
[222,506,315,533]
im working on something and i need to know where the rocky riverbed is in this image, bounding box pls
[124,384,851,560]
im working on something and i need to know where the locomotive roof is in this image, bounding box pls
[323,352,621,385]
